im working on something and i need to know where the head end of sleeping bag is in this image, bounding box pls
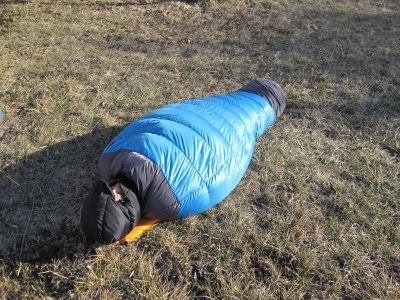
[238,78,286,118]
[80,179,141,244]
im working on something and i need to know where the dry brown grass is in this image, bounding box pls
[0,0,399,299]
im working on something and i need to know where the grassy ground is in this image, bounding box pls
[0,0,399,299]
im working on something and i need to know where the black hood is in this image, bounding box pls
[80,179,141,244]
[238,78,286,118]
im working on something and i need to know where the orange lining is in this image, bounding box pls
[117,218,160,243]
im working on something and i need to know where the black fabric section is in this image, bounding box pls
[98,151,180,220]
[80,180,138,244]
[238,78,286,118]
[102,198,131,244]
[80,180,107,242]
[118,177,142,228]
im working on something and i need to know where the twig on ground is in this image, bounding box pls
[16,190,35,276]
[0,169,21,187]
[39,271,69,281]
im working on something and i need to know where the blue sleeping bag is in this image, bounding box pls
[80,79,286,243]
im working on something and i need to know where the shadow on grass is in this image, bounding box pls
[0,125,124,264]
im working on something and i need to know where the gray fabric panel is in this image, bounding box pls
[98,150,180,220]
[238,78,286,118]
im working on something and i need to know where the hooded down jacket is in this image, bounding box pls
[81,79,286,243]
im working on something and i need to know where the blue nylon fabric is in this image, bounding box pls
[103,91,276,218]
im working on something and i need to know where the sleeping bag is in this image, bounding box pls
[81,78,286,243]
